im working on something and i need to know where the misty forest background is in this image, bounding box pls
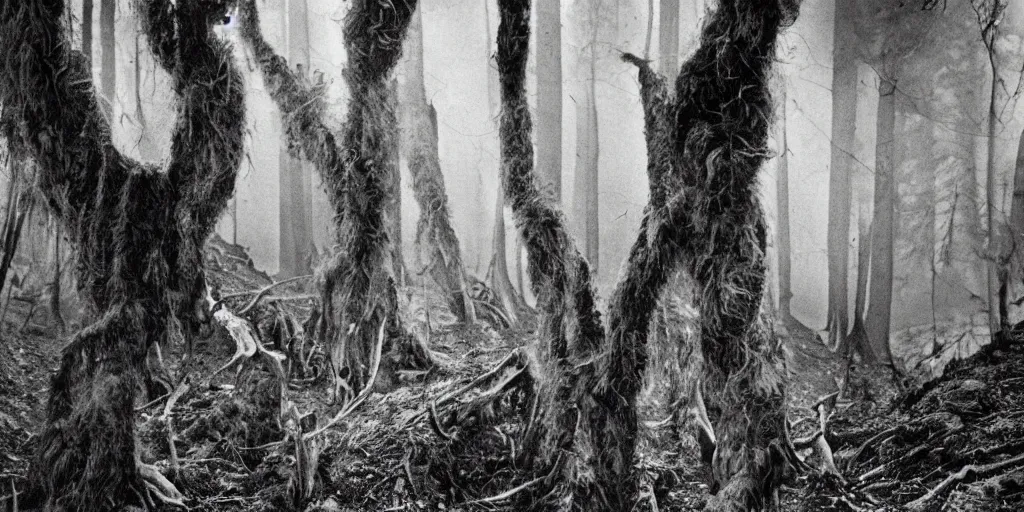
[2,0,1024,510]
[30,0,1023,376]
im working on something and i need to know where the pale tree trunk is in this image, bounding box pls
[985,49,1005,337]
[865,77,896,365]
[826,0,856,350]
[278,0,314,278]
[99,0,114,121]
[776,80,792,319]
[400,7,476,323]
[535,0,562,203]
[572,11,599,271]
[1007,128,1024,323]
[658,0,679,75]
[848,198,873,359]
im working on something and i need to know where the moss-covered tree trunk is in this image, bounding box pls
[496,0,795,509]
[0,0,245,508]
[400,6,477,324]
[238,0,426,400]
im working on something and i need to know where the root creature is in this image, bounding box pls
[493,0,800,509]
[0,0,244,509]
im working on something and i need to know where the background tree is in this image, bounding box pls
[658,0,679,75]
[826,0,857,350]
[536,0,563,203]
[0,0,245,507]
[99,0,115,122]
[278,0,315,278]
[400,6,478,324]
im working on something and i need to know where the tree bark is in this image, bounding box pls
[82,0,93,62]
[1,0,246,508]
[278,0,314,278]
[826,0,856,350]
[535,0,562,203]
[400,7,477,324]
[865,77,897,365]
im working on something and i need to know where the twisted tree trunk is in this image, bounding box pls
[496,0,796,509]
[238,0,428,401]
[1,0,245,508]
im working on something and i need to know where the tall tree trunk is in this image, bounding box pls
[1,0,246,508]
[776,80,792,319]
[99,0,114,121]
[278,0,314,278]
[1008,128,1024,317]
[865,77,896,365]
[82,0,93,61]
[535,0,562,203]
[985,49,1005,338]
[572,19,599,271]
[658,0,679,75]
[400,7,477,324]
[826,0,856,350]
[848,199,873,360]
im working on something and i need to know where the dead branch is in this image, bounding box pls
[907,453,1024,511]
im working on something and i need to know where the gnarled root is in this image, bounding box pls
[138,462,186,510]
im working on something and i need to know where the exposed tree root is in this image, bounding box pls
[907,453,1024,511]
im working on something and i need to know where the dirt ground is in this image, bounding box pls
[1,246,1022,511]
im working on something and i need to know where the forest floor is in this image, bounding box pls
[1,240,1023,511]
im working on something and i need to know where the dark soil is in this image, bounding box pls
[2,244,1022,511]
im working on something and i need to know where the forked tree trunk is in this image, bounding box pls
[238,0,428,400]
[400,7,477,324]
[497,0,796,509]
[865,77,897,365]
[826,0,856,349]
[1,0,246,508]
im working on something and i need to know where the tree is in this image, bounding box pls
[826,0,857,350]
[400,6,477,324]
[536,0,562,203]
[495,0,798,508]
[571,0,600,270]
[278,0,315,278]
[238,0,430,400]
[0,0,245,507]
[99,0,114,121]
[1008,128,1024,323]
[972,0,1011,338]
[658,0,679,75]
[857,0,934,366]
[776,79,793,319]
[82,0,93,63]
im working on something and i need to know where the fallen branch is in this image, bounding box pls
[906,453,1024,511]
[215,274,312,315]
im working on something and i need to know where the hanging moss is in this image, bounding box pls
[0,0,245,509]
